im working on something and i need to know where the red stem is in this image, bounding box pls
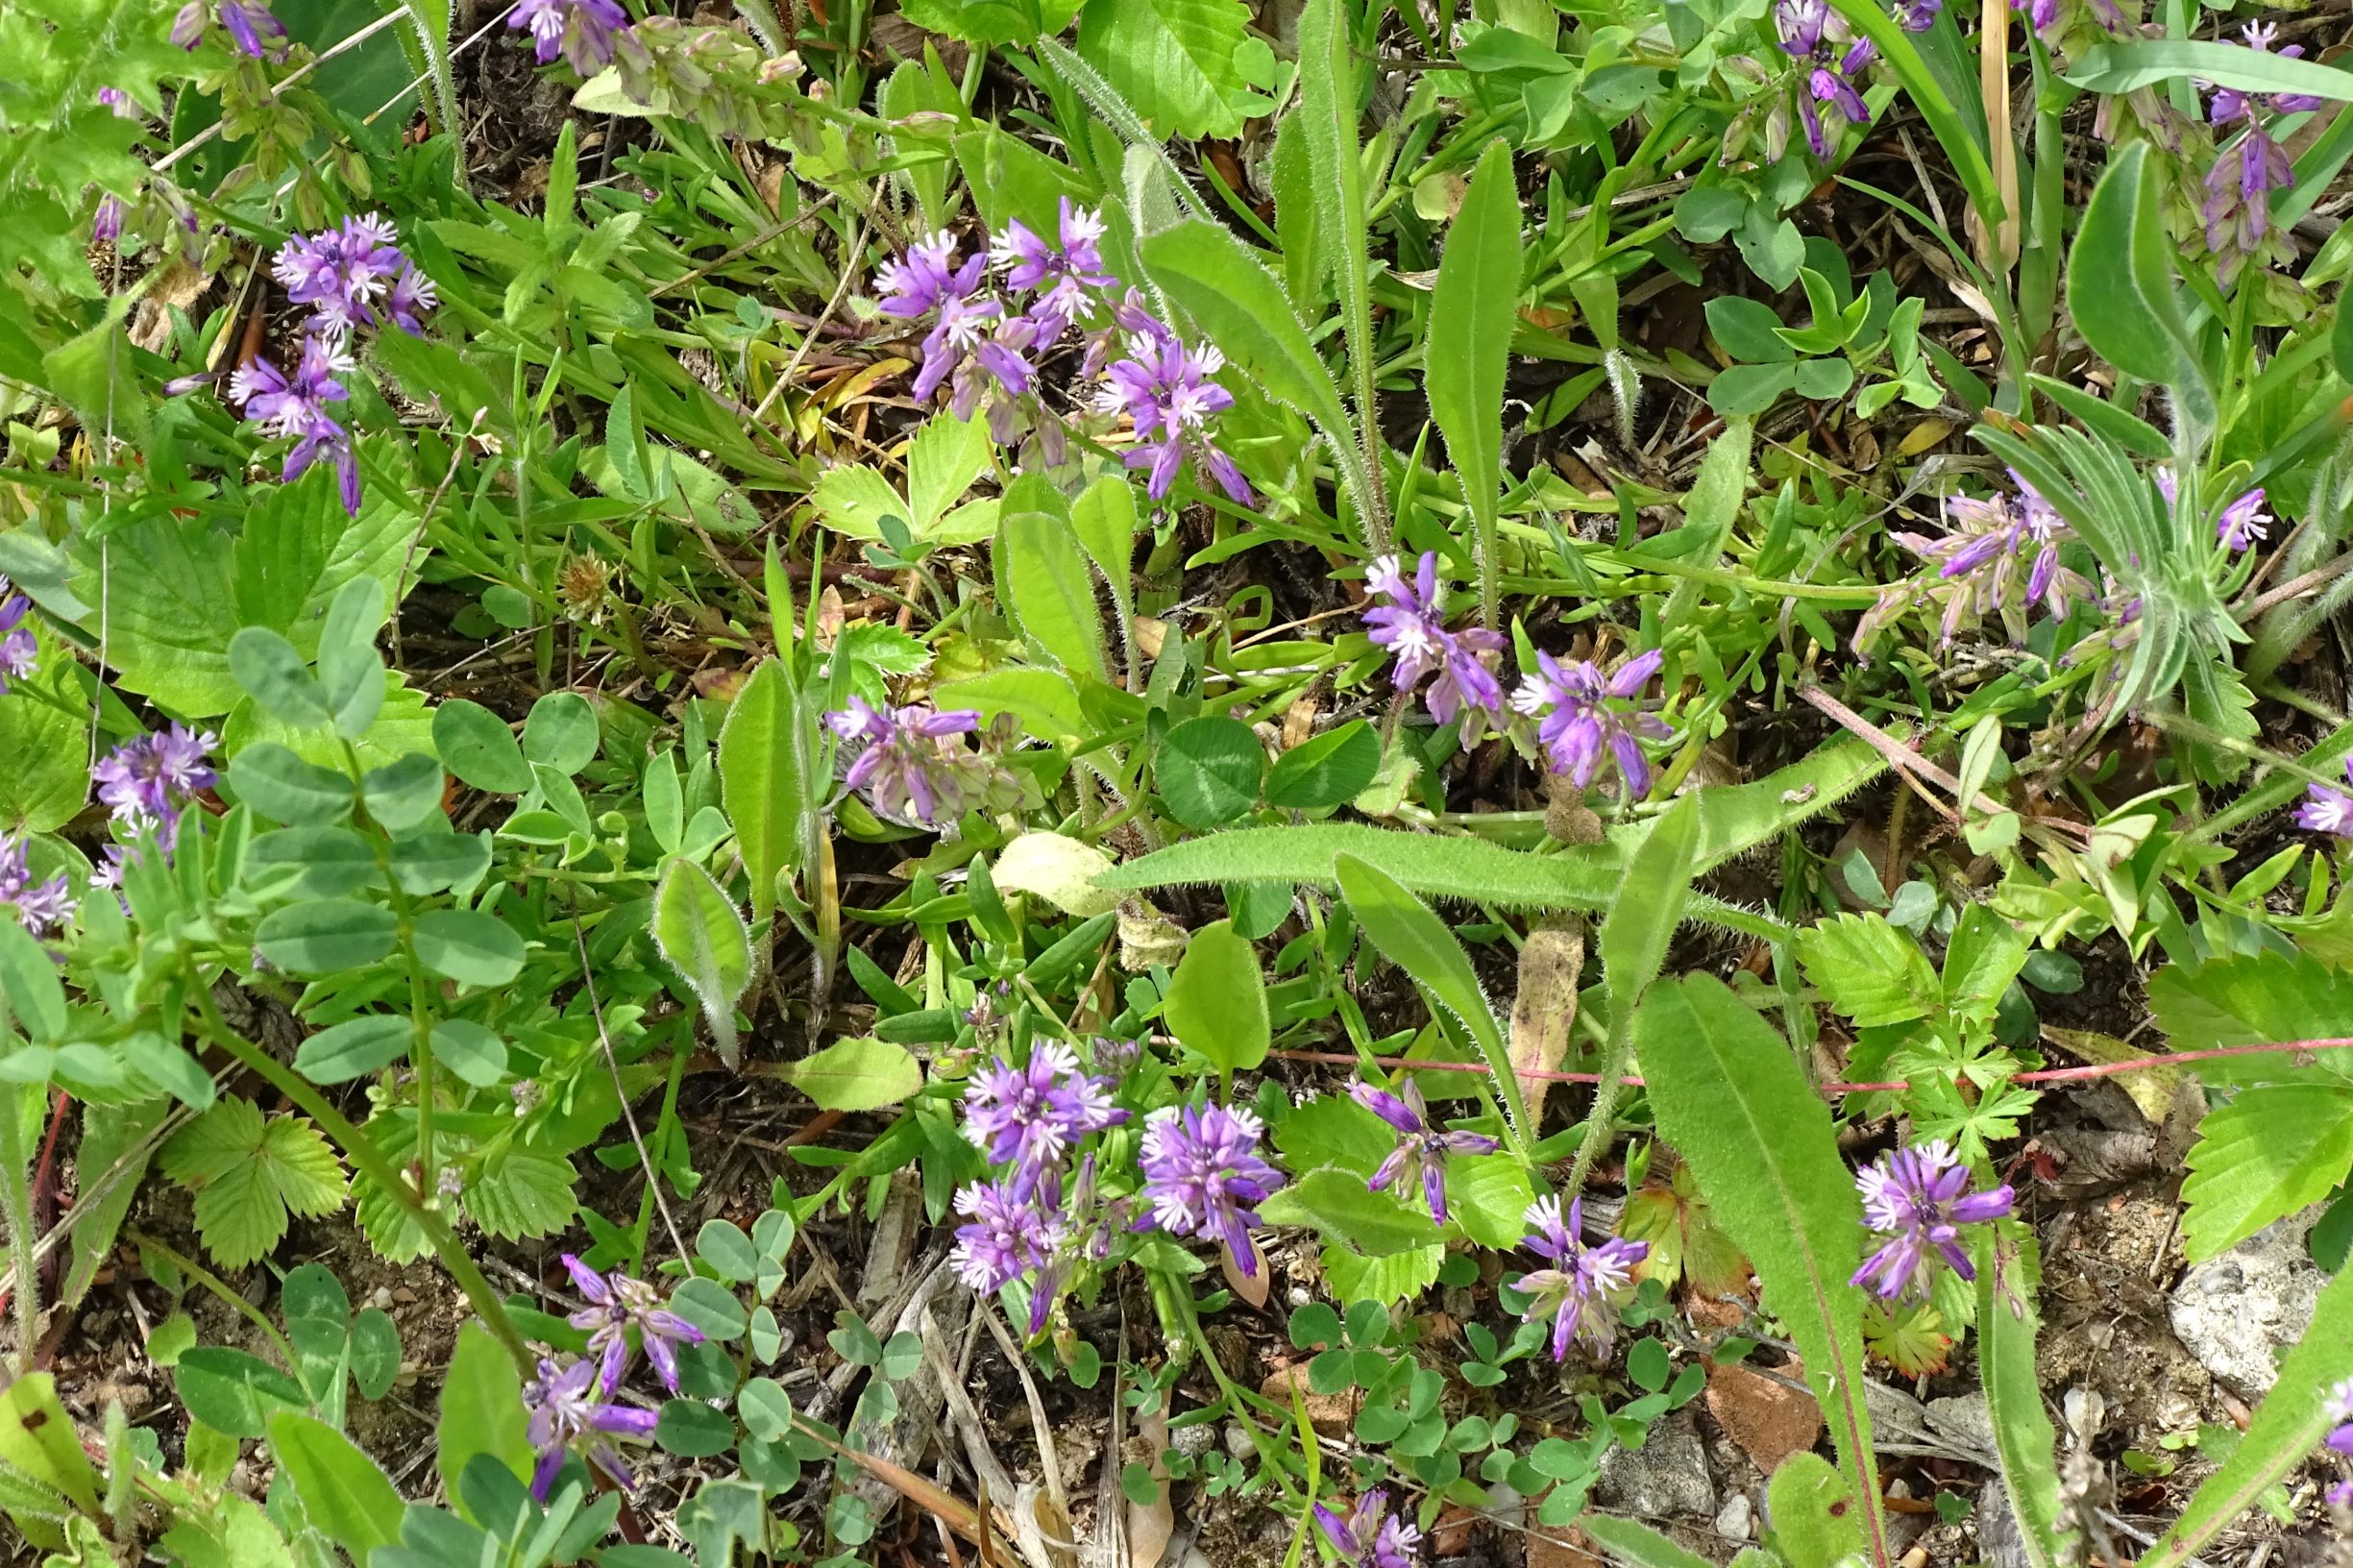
[1268,1036,2353,1096]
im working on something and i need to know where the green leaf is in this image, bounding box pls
[1336,853,1529,1148]
[466,1151,578,1240]
[1260,1168,1442,1255]
[1069,477,1142,682]
[2179,1087,2353,1261]
[1427,136,1521,617]
[1072,0,1258,139]
[229,626,331,728]
[522,692,599,775]
[776,1037,924,1112]
[159,1098,348,1268]
[996,477,1108,679]
[2063,38,2352,99]
[1577,796,1700,1187]
[1264,722,1380,813]
[293,1017,414,1085]
[1797,913,1942,1026]
[719,659,814,923]
[1581,1515,1720,1568]
[1319,1239,1445,1305]
[315,576,388,740]
[0,1375,100,1514]
[0,619,92,831]
[2148,948,2353,1084]
[350,1309,401,1401]
[245,825,382,899]
[993,832,1121,918]
[1978,1234,2069,1568]
[432,699,532,794]
[229,743,354,826]
[1157,715,1265,828]
[933,667,1087,740]
[1296,0,1382,548]
[0,919,67,1043]
[438,1320,532,1527]
[1766,1452,1870,1568]
[269,1411,404,1557]
[255,898,400,974]
[361,752,445,833]
[651,857,753,1069]
[1634,976,1887,1565]
[1444,1153,1539,1250]
[174,1348,308,1439]
[2066,143,2212,427]
[655,1400,736,1458]
[1164,919,1270,1073]
[430,1019,507,1090]
[2144,1263,2353,1568]
[410,908,527,988]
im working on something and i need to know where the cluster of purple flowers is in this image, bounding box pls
[2294,755,2353,838]
[1313,1489,1424,1568]
[2156,466,2271,553]
[521,1255,704,1501]
[1138,1101,1287,1280]
[950,1041,1130,1331]
[876,203,1251,504]
[228,215,435,517]
[1775,0,1875,159]
[823,696,1013,827]
[1361,551,1673,798]
[1509,1195,1651,1361]
[89,723,218,890]
[1352,1078,1500,1225]
[509,0,628,75]
[0,833,77,940]
[2200,25,2324,277]
[1853,475,2086,657]
[0,577,35,693]
[171,0,286,58]
[1850,1139,2015,1300]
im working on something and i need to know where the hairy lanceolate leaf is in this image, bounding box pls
[1296,0,1385,549]
[268,1412,404,1558]
[2065,143,2213,429]
[2142,1264,2353,1568]
[1426,136,1520,619]
[1635,976,1888,1568]
[1337,853,1531,1149]
[1581,1512,1721,1568]
[652,856,754,1069]
[1573,796,1700,1189]
[1977,1232,2070,1568]
[159,1098,349,1269]
[1797,912,1942,1026]
[996,475,1108,679]
[2179,1087,2353,1261]
[719,659,816,924]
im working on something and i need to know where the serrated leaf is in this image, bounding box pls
[465,1151,578,1240]
[1797,912,1942,1026]
[1862,1296,1954,1377]
[1319,1239,1445,1306]
[1072,0,1257,138]
[2148,948,2353,1085]
[2179,1086,2353,1261]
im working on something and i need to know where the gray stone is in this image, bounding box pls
[1222,1421,1255,1460]
[1596,1412,1718,1520]
[1925,1392,1998,1460]
[1169,1422,1215,1459]
[1976,1481,2033,1568]
[2167,1213,2323,1397]
[1712,1492,1753,1542]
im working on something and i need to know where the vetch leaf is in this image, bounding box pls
[651,857,753,1069]
[1634,976,1888,1567]
[228,743,354,826]
[293,1017,413,1085]
[360,753,445,833]
[522,692,599,775]
[229,626,331,729]
[410,909,527,989]
[432,699,532,794]
[254,899,399,974]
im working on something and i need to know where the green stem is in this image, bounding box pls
[183,973,533,1376]
[345,741,442,1197]
[127,1230,303,1375]
[0,1080,41,1383]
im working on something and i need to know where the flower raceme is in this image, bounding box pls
[0,833,76,940]
[961,1040,1128,1195]
[1363,552,1505,734]
[823,697,994,826]
[1510,1195,1649,1360]
[1774,0,1875,158]
[1313,1489,1425,1568]
[0,576,36,691]
[1850,1139,2015,1300]
[1138,1102,1285,1279]
[509,0,628,73]
[560,1254,705,1396]
[1513,648,1673,798]
[1352,1078,1500,1224]
[522,1356,659,1502]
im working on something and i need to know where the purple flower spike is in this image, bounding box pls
[1850,1139,2014,1301]
[560,1254,705,1396]
[1094,332,1253,504]
[1313,1488,1424,1568]
[1362,552,1507,734]
[1512,647,1673,797]
[2295,756,2353,837]
[273,215,418,341]
[0,577,36,692]
[1350,1078,1500,1224]
[1139,1102,1285,1278]
[98,87,140,118]
[509,0,626,74]
[962,1039,1128,1191]
[950,1177,1066,1293]
[174,0,285,56]
[1776,0,1871,153]
[230,335,362,516]
[0,832,77,940]
[1891,478,2084,646]
[1511,1195,1648,1361]
[990,199,1115,346]
[909,253,1000,406]
[1896,0,1938,30]
[824,697,987,826]
[877,231,963,320]
[522,1356,659,1502]
[2216,488,2270,551]
[93,196,125,245]
[91,723,217,845]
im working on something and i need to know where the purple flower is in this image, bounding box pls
[1313,1489,1424,1568]
[1850,1139,2015,1300]
[2025,0,2060,33]
[2216,488,2270,551]
[2202,122,2293,270]
[0,577,36,692]
[2211,24,2327,122]
[172,0,286,56]
[962,1039,1128,1190]
[1511,648,1673,796]
[1138,1102,1285,1278]
[1896,0,1938,30]
[2326,1378,2353,1451]
[1892,478,2084,645]
[1774,0,1828,55]
[560,1254,705,1395]
[950,1177,1066,1293]
[1350,1079,1500,1223]
[877,231,964,321]
[93,196,124,245]
[97,87,140,118]
[273,215,418,340]
[906,251,1001,405]
[508,0,626,73]
[0,833,77,940]
[824,697,987,825]
[1362,552,1506,733]
[91,723,217,843]
[1093,333,1253,504]
[1510,1195,1649,1361]
[2295,756,2353,837]
[1776,0,1872,155]
[229,335,362,515]
[521,1356,658,1502]
[990,199,1115,345]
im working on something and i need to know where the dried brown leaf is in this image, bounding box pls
[1509,917,1584,1126]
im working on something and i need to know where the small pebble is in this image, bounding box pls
[371,1286,394,1311]
[1223,1421,1254,1460]
[1714,1493,1753,1541]
[1170,1422,1215,1459]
